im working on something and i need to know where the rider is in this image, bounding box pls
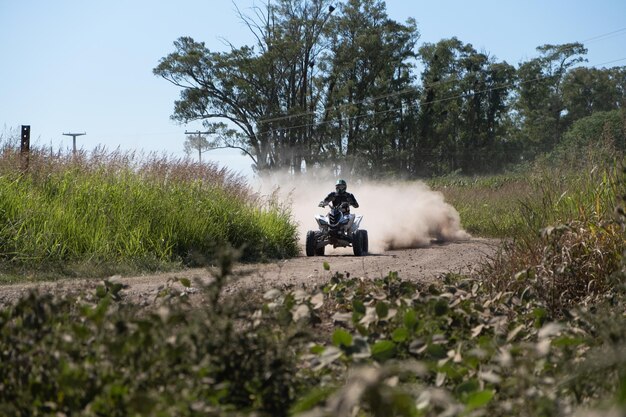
[319,179,359,213]
[319,179,359,233]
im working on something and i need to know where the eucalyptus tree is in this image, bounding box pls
[514,43,587,156]
[154,0,336,174]
[154,37,272,171]
[416,38,515,175]
[183,122,243,163]
[562,66,626,124]
[155,0,421,177]
[318,0,420,176]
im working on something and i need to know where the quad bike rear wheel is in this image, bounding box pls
[362,230,369,253]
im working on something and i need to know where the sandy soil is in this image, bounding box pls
[0,238,499,306]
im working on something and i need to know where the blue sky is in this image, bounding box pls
[1,0,625,178]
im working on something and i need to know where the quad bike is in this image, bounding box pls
[305,202,369,256]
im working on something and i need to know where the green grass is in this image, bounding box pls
[430,160,622,239]
[429,173,533,237]
[0,147,298,279]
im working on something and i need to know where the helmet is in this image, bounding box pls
[335,179,347,193]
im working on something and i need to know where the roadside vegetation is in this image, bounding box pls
[431,155,621,239]
[0,143,298,281]
[1,141,624,415]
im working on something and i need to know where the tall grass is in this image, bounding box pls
[432,158,622,238]
[0,144,298,277]
[478,161,625,315]
[429,173,533,237]
[430,139,625,317]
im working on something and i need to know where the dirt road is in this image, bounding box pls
[0,238,499,306]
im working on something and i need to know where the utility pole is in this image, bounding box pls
[62,132,86,156]
[185,130,211,163]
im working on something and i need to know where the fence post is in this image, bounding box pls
[20,125,30,172]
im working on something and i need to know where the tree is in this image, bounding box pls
[154,37,270,172]
[155,0,420,178]
[416,38,515,175]
[154,1,337,175]
[562,66,626,125]
[318,0,420,176]
[514,43,587,157]
[183,122,248,164]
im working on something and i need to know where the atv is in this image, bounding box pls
[305,202,369,256]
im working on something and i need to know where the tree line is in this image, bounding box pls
[154,0,626,178]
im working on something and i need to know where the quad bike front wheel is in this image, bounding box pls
[305,230,316,256]
[305,231,325,256]
[315,237,325,256]
[353,229,368,256]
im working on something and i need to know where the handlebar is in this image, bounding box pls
[318,201,352,209]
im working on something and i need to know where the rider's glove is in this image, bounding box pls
[318,201,325,207]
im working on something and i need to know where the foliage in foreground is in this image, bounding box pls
[1,234,625,417]
[0,147,299,276]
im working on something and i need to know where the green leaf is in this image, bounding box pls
[433,299,448,316]
[464,389,494,411]
[375,301,389,318]
[533,308,548,328]
[309,344,325,355]
[104,280,125,299]
[356,324,369,336]
[95,285,107,299]
[323,261,330,271]
[426,343,447,359]
[371,340,396,361]
[404,309,418,331]
[179,278,191,288]
[352,299,366,314]
[456,379,480,398]
[391,327,409,342]
[290,386,336,414]
[617,375,626,405]
[332,329,353,347]
[551,335,584,347]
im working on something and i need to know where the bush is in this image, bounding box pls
[0,256,302,416]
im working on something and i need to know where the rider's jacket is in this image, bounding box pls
[322,192,359,209]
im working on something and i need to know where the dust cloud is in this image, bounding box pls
[256,173,470,254]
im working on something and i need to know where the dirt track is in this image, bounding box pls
[0,238,499,306]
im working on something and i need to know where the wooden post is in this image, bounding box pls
[20,125,30,172]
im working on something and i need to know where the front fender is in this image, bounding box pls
[352,215,363,230]
[315,215,329,229]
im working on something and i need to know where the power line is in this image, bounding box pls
[582,27,626,43]
[592,57,626,67]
